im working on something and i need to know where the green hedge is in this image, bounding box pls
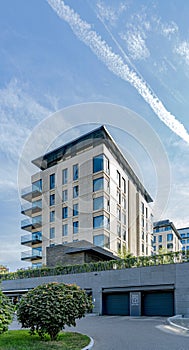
[1,251,189,281]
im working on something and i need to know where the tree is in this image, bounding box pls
[17,282,93,341]
[0,290,14,334]
[118,246,133,259]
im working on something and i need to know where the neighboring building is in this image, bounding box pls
[177,227,189,253]
[0,265,9,274]
[46,240,119,267]
[21,125,153,268]
[153,219,182,253]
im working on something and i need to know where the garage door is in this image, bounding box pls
[142,291,174,316]
[102,293,129,315]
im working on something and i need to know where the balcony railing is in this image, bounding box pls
[21,232,42,246]
[21,200,42,216]
[21,183,42,202]
[21,249,42,261]
[21,216,42,232]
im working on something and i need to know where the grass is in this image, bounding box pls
[0,330,90,350]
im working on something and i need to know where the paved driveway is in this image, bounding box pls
[66,315,189,350]
[10,315,189,350]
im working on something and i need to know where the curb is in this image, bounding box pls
[82,336,94,350]
[167,315,189,332]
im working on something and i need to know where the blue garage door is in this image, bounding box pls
[102,293,129,316]
[142,291,174,316]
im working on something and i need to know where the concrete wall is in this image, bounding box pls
[2,262,189,315]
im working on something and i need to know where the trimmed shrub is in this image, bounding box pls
[0,290,14,334]
[17,282,93,340]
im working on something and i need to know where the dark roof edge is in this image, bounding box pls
[32,125,153,203]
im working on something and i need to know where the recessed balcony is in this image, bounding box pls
[21,248,42,261]
[21,232,42,247]
[21,200,42,217]
[21,216,42,232]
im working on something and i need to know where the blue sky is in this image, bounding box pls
[1,0,189,271]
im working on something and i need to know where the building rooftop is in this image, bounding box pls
[32,125,153,203]
[153,219,181,240]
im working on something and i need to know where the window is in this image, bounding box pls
[93,234,109,248]
[73,221,79,234]
[62,189,68,202]
[122,212,126,225]
[154,246,156,251]
[117,170,121,187]
[141,202,144,215]
[158,235,162,243]
[93,177,103,192]
[117,189,121,204]
[146,207,148,219]
[62,168,68,185]
[122,177,126,193]
[117,223,121,237]
[73,185,79,198]
[153,236,156,243]
[49,193,55,206]
[62,206,68,219]
[142,244,144,253]
[73,203,78,216]
[158,245,162,250]
[180,233,186,238]
[117,207,121,221]
[93,196,109,211]
[93,196,104,211]
[93,177,109,192]
[32,179,42,192]
[50,174,55,190]
[167,243,173,249]
[50,211,55,222]
[62,224,68,236]
[123,230,126,241]
[73,164,78,181]
[167,233,173,241]
[93,154,109,174]
[117,240,121,252]
[142,218,144,228]
[93,215,110,229]
[122,195,126,209]
[50,227,55,239]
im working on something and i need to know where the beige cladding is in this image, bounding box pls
[23,139,153,266]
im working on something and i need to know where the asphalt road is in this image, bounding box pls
[65,315,189,350]
[10,315,189,350]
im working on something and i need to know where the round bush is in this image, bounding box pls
[17,282,93,340]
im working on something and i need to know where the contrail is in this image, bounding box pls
[47,0,189,144]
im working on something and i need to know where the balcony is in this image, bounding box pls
[21,248,42,261]
[21,232,42,246]
[21,180,42,202]
[21,216,42,232]
[21,200,42,217]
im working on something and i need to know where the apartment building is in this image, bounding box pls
[177,227,189,253]
[153,219,182,254]
[21,125,153,267]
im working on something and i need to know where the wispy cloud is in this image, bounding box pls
[0,79,52,159]
[161,21,178,39]
[47,0,189,144]
[175,41,189,66]
[96,1,127,26]
[120,29,150,60]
